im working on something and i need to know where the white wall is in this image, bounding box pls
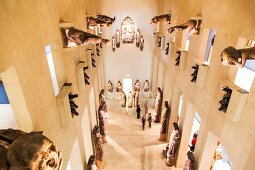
[100,0,157,86]
[69,138,84,170]
[0,104,18,129]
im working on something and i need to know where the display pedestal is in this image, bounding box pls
[102,135,107,143]
[96,160,104,170]
[159,133,166,141]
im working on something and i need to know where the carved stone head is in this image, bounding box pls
[5,131,62,170]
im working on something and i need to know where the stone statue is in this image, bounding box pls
[183,151,195,170]
[61,27,110,48]
[166,122,180,167]
[107,81,113,93]
[99,89,107,112]
[87,17,109,27]
[115,29,121,48]
[96,15,115,24]
[221,46,255,68]
[92,125,104,170]
[159,101,170,141]
[0,128,62,170]
[127,91,133,108]
[134,80,140,91]
[150,13,171,24]
[154,87,163,123]
[168,18,202,34]
[140,35,144,51]
[121,90,126,107]
[112,36,116,52]
[143,80,149,92]
[135,29,141,47]
[87,15,115,28]
[98,101,107,143]
[116,81,122,92]
[133,91,139,107]
[87,155,98,170]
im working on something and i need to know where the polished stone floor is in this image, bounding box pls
[103,94,181,170]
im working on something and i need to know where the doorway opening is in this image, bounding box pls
[210,142,232,170]
[67,138,83,170]
[89,88,97,127]
[0,80,18,129]
[81,106,94,160]
[234,37,255,92]
[188,112,201,151]
[45,45,59,96]
[177,93,184,124]
[123,78,132,94]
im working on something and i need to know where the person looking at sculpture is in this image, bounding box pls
[63,27,110,47]
[221,46,255,68]
[142,115,146,130]
[136,104,141,119]
[166,122,180,166]
[148,113,152,128]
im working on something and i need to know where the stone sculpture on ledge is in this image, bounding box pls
[0,128,62,170]
[93,125,104,170]
[154,87,163,123]
[150,13,171,24]
[61,27,110,48]
[221,46,255,69]
[159,101,170,141]
[168,18,202,34]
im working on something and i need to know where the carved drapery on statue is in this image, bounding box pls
[60,27,109,48]
[127,91,133,108]
[154,87,163,123]
[160,102,170,134]
[143,80,149,92]
[166,122,180,167]
[107,81,113,93]
[92,125,104,170]
[87,14,115,29]
[0,129,62,170]
[98,102,107,137]
[133,91,139,107]
[121,91,126,107]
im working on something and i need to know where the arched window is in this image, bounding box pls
[121,16,135,44]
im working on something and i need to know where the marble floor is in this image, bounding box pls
[103,95,182,170]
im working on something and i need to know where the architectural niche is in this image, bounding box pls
[112,16,144,51]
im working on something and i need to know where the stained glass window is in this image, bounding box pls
[121,17,135,43]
